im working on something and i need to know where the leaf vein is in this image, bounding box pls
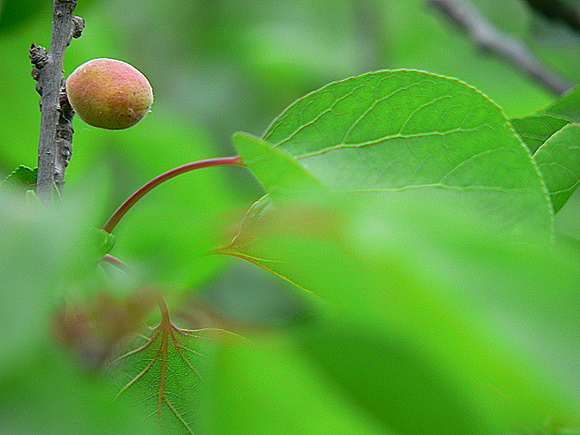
[295,126,484,159]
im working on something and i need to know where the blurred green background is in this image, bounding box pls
[2,0,578,169]
[0,0,579,292]
[1,2,580,433]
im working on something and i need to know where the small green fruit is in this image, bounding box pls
[66,58,153,130]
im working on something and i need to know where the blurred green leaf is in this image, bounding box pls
[540,86,580,122]
[533,123,580,212]
[262,69,553,238]
[219,191,580,434]
[87,227,116,256]
[1,165,36,191]
[0,193,55,379]
[0,345,154,434]
[510,114,570,153]
[211,333,394,435]
[0,188,108,378]
[0,186,155,433]
[293,311,500,435]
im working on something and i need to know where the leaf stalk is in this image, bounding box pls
[102,155,244,233]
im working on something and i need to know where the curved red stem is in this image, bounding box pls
[102,155,244,234]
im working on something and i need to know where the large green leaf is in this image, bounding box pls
[219,71,580,433]
[533,124,580,212]
[252,69,552,238]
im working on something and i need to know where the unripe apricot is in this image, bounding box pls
[66,58,153,130]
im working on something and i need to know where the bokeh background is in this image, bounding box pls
[2,0,579,166]
[1,4,580,432]
[1,0,579,300]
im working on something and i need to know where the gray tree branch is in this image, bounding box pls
[523,0,580,34]
[30,1,83,202]
[428,0,576,95]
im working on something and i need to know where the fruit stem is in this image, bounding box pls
[102,155,244,234]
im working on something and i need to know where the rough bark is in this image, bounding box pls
[30,1,84,202]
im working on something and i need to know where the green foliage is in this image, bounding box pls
[534,123,580,212]
[2,1,580,434]
[541,86,580,122]
[4,66,580,434]
[211,333,392,435]
[112,308,219,434]
[1,165,37,191]
[510,87,580,213]
[0,190,155,434]
[218,190,580,434]
[510,114,570,153]
[216,71,580,434]
[250,70,554,239]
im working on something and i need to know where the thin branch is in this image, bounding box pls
[102,155,244,234]
[30,1,84,203]
[523,0,580,34]
[428,0,576,95]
